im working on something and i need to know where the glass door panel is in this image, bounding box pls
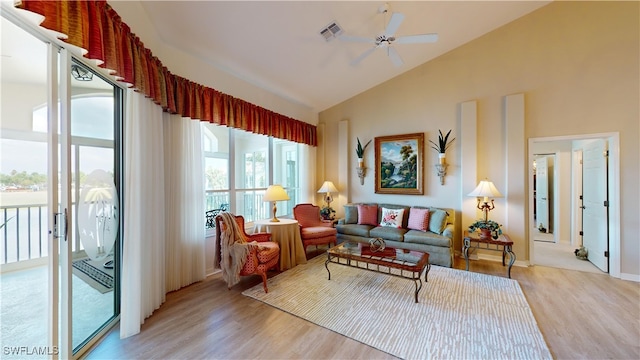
[69,61,120,353]
[0,16,53,359]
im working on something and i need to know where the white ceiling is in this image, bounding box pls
[138,1,551,112]
[1,1,552,112]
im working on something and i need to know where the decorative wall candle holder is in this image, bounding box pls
[435,163,447,185]
[357,166,366,185]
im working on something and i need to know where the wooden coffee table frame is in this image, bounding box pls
[325,243,431,303]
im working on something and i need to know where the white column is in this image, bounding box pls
[338,120,349,217]
[460,100,477,255]
[504,93,526,262]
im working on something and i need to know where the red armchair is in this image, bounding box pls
[293,203,337,253]
[215,214,279,293]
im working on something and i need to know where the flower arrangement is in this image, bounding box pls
[319,206,336,220]
[468,219,502,239]
[356,137,371,159]
[428,129,455,154]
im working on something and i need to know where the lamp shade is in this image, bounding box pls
[468,180,503,199]
[263,184,290,202]
[317,181,338,194]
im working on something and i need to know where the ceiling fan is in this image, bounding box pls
[340,4,438,67]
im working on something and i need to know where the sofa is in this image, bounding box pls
[335,203,456,267]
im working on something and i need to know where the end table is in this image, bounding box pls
[463,230,516,278]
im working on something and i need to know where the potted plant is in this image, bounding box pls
[356,137,371,167]
[319,206,336,221]
[468,219,502,240]
[429,129,455,164]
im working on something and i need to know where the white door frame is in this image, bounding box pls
[528,132,620,278]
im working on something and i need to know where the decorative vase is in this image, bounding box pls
[479,228,492,239]
[438,153,446,165]
[358,158,364,167]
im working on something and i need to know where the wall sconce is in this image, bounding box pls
[435,162,447,185]
[356,137,371,185]
[429,130,454,186]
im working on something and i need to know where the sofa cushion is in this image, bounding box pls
[407,207,430,232]
[378,204,411,228]
[369,226,408,242]
[404,230,452,247]
[335,224,373,237]
[429,208,448,234]
[357,204,378,226]
[379,207,405,228]
[344,205,358,224]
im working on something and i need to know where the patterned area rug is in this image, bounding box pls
[243,256,551,359]
[72,257,114,294]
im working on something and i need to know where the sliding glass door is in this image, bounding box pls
[0,13,122,359]
[68,58,122,354]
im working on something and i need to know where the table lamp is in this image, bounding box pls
[317,180,338,209]
[467,179,503,221]
[263,184,290,222]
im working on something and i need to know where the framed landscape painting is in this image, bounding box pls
[374,133,424,195]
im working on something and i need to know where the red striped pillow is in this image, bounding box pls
[407,207,430,232]
[357,204,378,226]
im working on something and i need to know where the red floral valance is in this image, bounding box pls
[15,0,317,146]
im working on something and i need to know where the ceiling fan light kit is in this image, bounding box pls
[339,4,438,67]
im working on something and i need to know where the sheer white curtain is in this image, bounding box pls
[121,90,166,338]
[163,112,206,292]
[121,91,206,338]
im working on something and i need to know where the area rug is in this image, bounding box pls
[72,257,114,294]
[243,256,551,359]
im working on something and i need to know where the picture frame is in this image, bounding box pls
[374,132,424,195]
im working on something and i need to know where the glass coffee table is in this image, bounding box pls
[325,242,431,303]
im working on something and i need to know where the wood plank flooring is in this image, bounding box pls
[85,252,640,359]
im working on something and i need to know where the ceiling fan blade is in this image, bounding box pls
[339,35,375,44]
[387,46,404,67]
[350,47,377,66]
[394,33,439,44]
[385,12,405,37]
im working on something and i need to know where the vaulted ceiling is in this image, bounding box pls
[137,1,551,112]
[1,1,552,113]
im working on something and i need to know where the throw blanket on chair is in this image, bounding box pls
[219,212,255,288]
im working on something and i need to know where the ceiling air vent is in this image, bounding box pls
[319,21,343,42]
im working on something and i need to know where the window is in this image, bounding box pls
[202,124,304,226]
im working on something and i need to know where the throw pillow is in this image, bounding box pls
[407,207,430,232]
[344,205,358,224]
[357,204,378,226]
[379,207,405,228]
[429,208,448,234]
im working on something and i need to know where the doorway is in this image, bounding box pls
[528,133,620,277]
[0,13,123,359]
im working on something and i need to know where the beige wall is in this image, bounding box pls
[319,1,639,277]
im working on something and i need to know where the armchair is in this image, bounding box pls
[293,203,337,253]
[215,213,279,293]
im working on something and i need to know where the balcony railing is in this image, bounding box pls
[1,204,48,265]
[2,190,299,264]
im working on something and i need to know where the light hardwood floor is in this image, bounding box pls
[85,251,640,359]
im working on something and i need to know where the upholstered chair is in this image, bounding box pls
[215,214,280,293]
[293,203,337,253]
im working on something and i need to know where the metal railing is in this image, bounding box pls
[1,204,48,265]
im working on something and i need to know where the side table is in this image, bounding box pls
[463,230,516,278]
[253,218,307,270]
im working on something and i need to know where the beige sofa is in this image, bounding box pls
[335,203,455,267]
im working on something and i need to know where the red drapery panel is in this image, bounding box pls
[16,0,317,146]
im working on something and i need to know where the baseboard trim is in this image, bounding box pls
[620,273,640,282]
